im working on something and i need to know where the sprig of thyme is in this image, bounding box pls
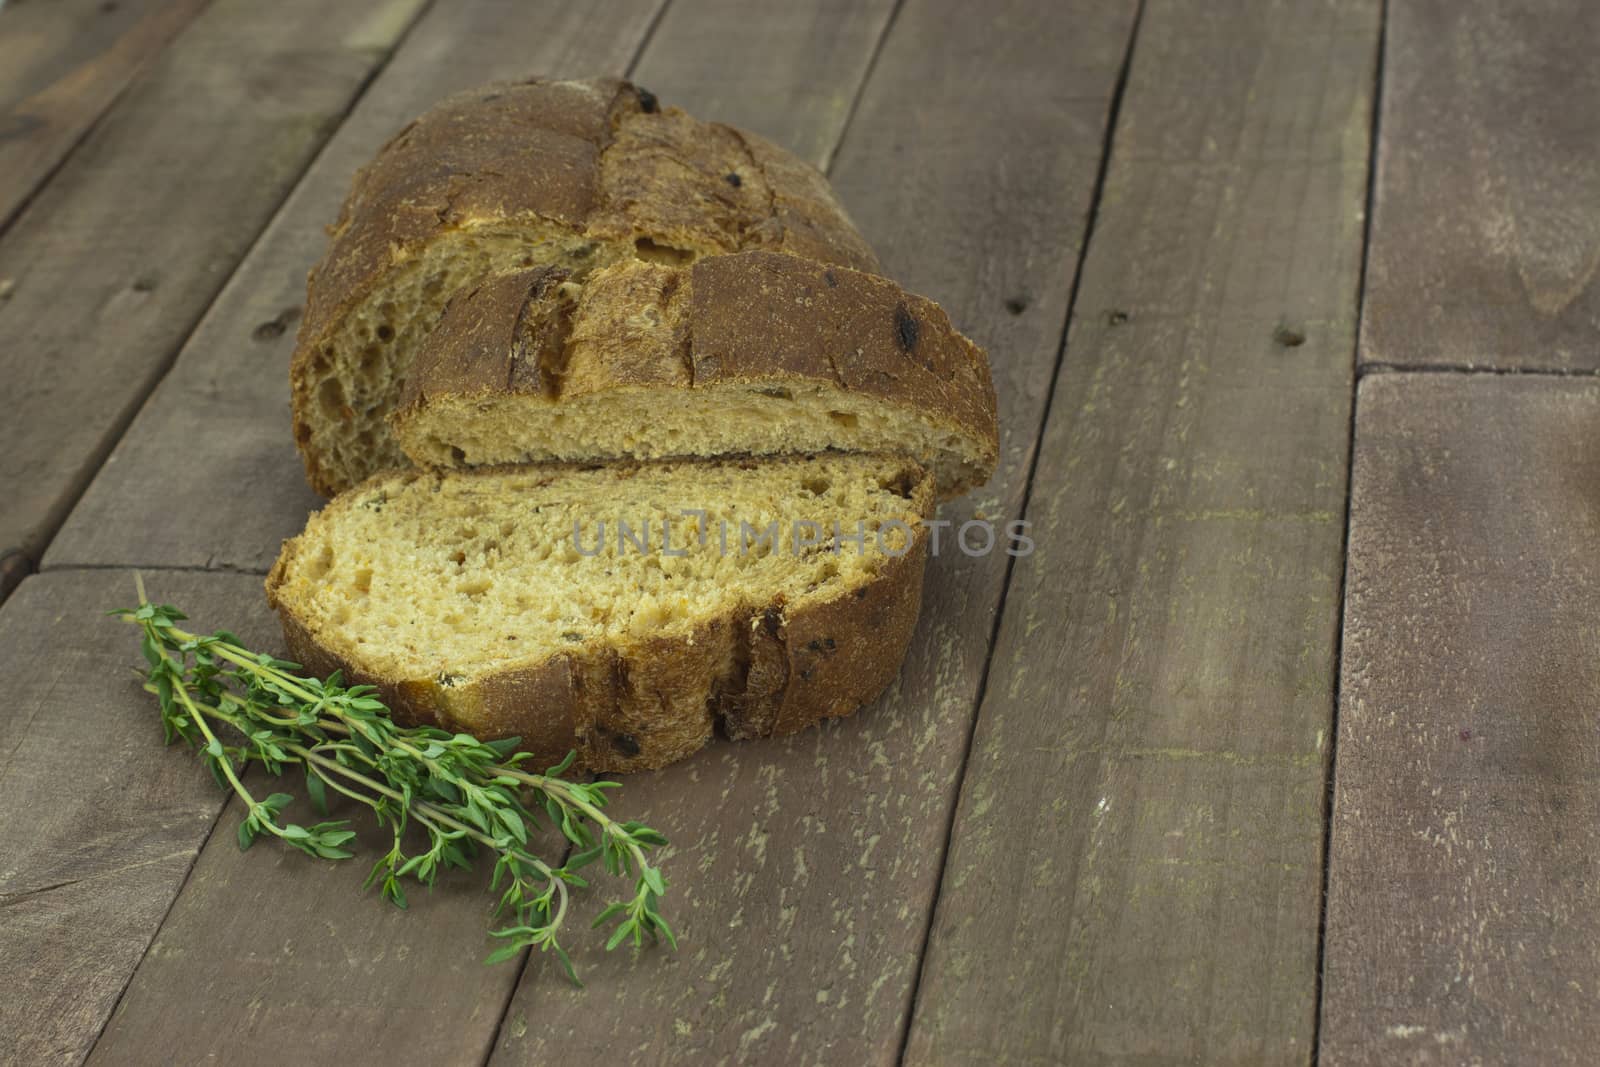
[114,579,674,983]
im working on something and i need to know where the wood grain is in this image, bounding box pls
[88,779,566,1066]
[0,0,430,585]
[904,1,1380,1062]
[1320,374,1600,1065]
[490,1,1139,1063]
[0,0,161,111]
[43,0,899,578]
[0,569,280,1066]
[0,0,211,233]
[1361,0,1600,370]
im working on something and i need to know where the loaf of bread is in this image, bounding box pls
[392,251,998,499]
[291,77,881,497]
[266,455,931,771]
[274,76,1001,772]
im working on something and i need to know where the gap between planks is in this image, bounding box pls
[817,0,905,176]
[1361,361,1600,379]
[1311,0,1388,1059]
[38,561,270,576]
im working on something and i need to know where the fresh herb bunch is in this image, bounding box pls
[114,580,675,983]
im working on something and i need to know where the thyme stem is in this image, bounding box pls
[117,586,674,984]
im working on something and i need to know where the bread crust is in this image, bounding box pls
[290,76,882,497]
[393,251,1000,497]
[264,468,931,773]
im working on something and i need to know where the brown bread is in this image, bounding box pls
[290,77,880,497]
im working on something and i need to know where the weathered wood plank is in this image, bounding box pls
[904,1,1380,1062]
[490,2,1139,1063]
[88,776,561,1066]
[0,569,279,1066]
[0,0,211,233]
[43,0,897,576]
[0,0,430,583]
[1320,374,1600,1065]
[1361,0,1600,370]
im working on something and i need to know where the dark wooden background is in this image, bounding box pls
[1,0,1596,1063]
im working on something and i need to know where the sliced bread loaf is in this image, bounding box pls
[265,454,931,772]
[291,77,881,497]
[392,251,999,499]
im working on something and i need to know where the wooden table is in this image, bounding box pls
[2,0,1596,1063]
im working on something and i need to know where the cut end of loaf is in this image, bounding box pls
[292,224,618,496]
[289,76,883,498]
[266,454,933,772]
[393,252,1000,499]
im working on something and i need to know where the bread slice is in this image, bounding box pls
[291,77,881,497]
[265,454,931,772]
[392,251,999,500]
